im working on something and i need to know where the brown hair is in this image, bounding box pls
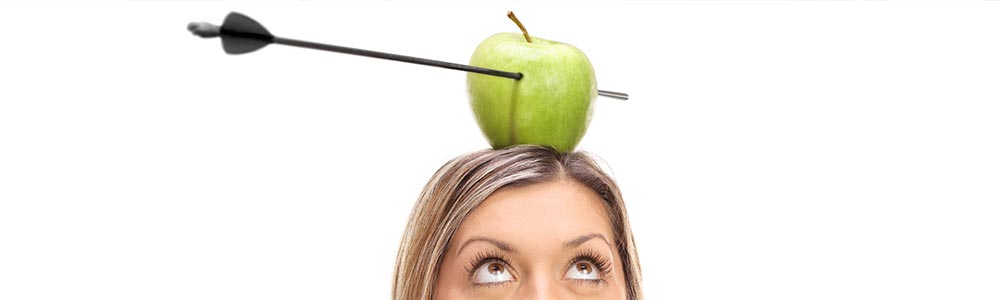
[392,145,642,299]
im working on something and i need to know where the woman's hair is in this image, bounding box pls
[392,145,642,300]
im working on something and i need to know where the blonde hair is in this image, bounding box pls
[392,145,642,299]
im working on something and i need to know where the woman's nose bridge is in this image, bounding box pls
[516,273,565,300]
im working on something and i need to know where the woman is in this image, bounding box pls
[393,145,642,299]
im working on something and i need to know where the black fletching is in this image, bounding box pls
[220,12,273,54]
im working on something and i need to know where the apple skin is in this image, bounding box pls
[467,32,597,153]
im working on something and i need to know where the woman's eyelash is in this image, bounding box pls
[464,249,511,274]
[572,249,613,275]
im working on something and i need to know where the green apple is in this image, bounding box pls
[467,12,597,153]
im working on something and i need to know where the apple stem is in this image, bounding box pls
[507,11,532,43]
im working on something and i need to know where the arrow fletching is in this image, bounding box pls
[219,12,273,54]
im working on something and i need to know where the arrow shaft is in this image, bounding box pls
[272,37,523,80]
[274,37,627,100]
[597,90,628,100]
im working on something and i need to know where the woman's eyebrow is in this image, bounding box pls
[457,236,518,255]
[563,233,612,250]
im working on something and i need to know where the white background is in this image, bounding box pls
[1,1,999,299]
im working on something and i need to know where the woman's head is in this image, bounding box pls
[393,145,641,299]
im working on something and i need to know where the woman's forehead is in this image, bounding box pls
[454,179,615,250]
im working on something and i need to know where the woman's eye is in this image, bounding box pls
[565,261,601,280]
[472,261,515,284]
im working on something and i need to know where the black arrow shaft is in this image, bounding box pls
[272,37,523,80]
[275,37,628,100]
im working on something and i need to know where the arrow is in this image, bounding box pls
[188,12,628,100]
